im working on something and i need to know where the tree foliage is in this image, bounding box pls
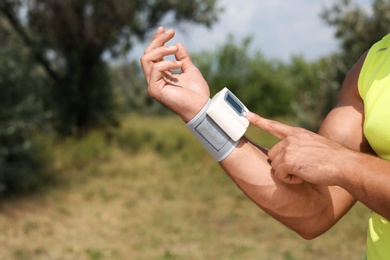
[2,0,390,195]
[0,0,220,195]
[192,36,296,118]
[110,61,168,115]
[289,56,337,130]
[321,0,390,82]
[0,0,221,136]
[0,18,49,194]
[303,0,390,130]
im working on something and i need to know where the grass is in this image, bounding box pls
[0,114,369,259]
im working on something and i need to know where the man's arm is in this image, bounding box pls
[221,138,354,240]
[140,28,374,239]
[241,52,390,222]
[220,53,376,239]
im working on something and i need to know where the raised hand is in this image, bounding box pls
[246,111,351,186]
[140,27,210,122]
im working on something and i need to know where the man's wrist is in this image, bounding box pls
[186,99,239,162]
[181,97,210,123]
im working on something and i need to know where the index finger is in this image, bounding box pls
[144,27,175,54]
[245,111,294,139]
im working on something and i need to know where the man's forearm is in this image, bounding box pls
[220,137,356,239]
[338,150,390,220]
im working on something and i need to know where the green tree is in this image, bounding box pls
[322,0,390,66]
[289,56,330,130]
[321,0,390,88]
[0,0,221,136]
[0,18,49,194]
[193,36,295,118]
[111,60,167,115]
[292,0,390,130]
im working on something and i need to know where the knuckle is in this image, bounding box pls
[274,168,288,181]
[140,55,147,63]
[249,114,261,124]
[294,128,310,138]
[151,62,162,73]
[267,119,279,130]
[267,148,276,160]
[284,154,294,165]
[283,136,296,147]
[147,87,154,98]
[295,127,306,132]
[251,115,261,125]
[282,149,295,164]
[146,84,158,97]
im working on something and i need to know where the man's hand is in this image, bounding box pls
[246,111,352,186]
[140,27,210,122]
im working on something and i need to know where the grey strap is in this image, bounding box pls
[186,99,238,162]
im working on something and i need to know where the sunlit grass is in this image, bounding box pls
[0,114,369,259]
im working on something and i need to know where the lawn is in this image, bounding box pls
[0,114,369,260]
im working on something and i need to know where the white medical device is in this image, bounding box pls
[207,87,249,141]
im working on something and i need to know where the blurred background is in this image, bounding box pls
[0,0,388,259]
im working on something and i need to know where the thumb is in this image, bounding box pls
[272,167,304,185]
[174,43,195,72]
[246,111,294,139]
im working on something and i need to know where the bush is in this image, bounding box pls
[0,128,49,194]
[114,114,207,162]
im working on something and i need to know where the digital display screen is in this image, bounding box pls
[226,93,244,115]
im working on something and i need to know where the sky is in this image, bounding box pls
[130,0,372,62]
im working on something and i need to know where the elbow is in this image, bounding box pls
[296,230,322,240]
[283,211,336,240]
[292,225,329,240]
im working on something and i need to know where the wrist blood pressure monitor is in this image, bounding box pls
[207,87,249,141]
[186,87,250,162]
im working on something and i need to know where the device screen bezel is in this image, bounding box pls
[224,91,245,116]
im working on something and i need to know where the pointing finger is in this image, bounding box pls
[246,111,294,139]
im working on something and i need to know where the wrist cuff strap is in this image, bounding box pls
[186,99,238,162]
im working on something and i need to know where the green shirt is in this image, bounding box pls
[358,33,390,260]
